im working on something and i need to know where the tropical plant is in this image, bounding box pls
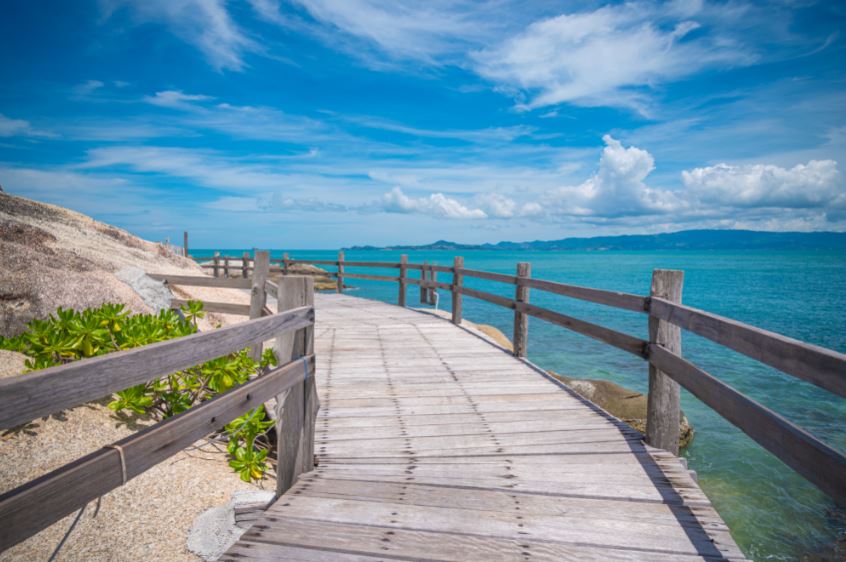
[0,302,278,482]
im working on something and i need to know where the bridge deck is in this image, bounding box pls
[224,294,745,561]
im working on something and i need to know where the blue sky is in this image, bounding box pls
[1,0,844,248]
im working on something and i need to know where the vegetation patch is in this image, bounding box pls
[0,301,278,482]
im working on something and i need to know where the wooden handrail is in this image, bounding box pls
[0,355,315,551]
[648,344,846,506]
[0,306,314,429]
[649,297,846,398]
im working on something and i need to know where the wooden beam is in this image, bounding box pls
[452,256,463,325]
[513,262,530,358]
[0,357,312,551]
[249,251,270,361]
[646,269,683,455]
[398,254,408,307]
[0,306,314,429]
[213,251,220,278]
[649,297,846,398]
[420,261,428,304]
[648,344,846,506]
[171,299,251,316]
[336,251,345,294]
[149,274,252,289]
[341,273,400,282]
[183,231,188,257]
[282,252,290,275]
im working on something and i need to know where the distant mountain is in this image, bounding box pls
[346,230,846,251]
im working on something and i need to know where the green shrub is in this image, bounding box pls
[0,302,278,482]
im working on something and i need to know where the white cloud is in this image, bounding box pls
[382,187,486,219]
[143,90,214,110]
[0,114,54,138]
[543,135,682,217]
[100,0,259,71]
[682,160,842,208]
[73,80,105,96]
[472,4,749,111]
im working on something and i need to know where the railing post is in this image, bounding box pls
[213,251,220,278]
[242,251,251,279]
[452,256,463,324]
[513,262,530,357]
[429,264,438,305]
[420,261,428,304]
[274,276,316,496]
[223,256,230,278]
[183,231,189,258]
[336,250,345,293]
[398,254,408,307]
[283,252,290,275]
[646,269,684,455]
[248,251,270,361]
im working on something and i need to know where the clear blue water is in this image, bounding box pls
[205,248,846,560]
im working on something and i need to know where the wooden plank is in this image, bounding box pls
[0,357,312,551]
[649,297,846,398]
[648,344,846,506]
[341,261,401,268]
[242,251,251,278]
[513,262,530,357]
[171,298,251,316]
[341,272,399,282]
[398,254,407,307]
[249,251,270,360]
[0,306,315,428]
[452,256,463,324]
[460,268,517,284]
[646,270,683,454]
[522,277,647,313]
[336,250,345,294]
[149,273,252,289]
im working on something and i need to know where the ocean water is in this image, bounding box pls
[205,248,846,560]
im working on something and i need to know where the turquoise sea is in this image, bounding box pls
[205,248,846,560]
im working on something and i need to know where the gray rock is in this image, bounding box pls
[187,506,246,562]
[115,267,172,312]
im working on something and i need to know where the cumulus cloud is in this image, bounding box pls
[100,0,259,71]
[543,135,682,217]
[472,4,749,111]
[382,187,486,219]
[682,160,841,208]
[143,90,214,110]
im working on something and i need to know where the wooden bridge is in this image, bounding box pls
[1,251,844,561]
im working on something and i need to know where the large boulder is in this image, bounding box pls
[549,371,694,449]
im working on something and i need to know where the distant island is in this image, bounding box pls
[346,229,846,251]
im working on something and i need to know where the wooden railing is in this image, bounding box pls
[202,250,845,507]
[0,252,318,551]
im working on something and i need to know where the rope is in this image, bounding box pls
[105,444,128,486]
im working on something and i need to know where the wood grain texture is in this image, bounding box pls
[513,262,530,358]
[452,256,463,325]
[0,357,312,551]
[249,251,270,360]
[149,274,252,289]
[224,293,745,561]
[646,270,683,455]
[0,306,315,428]
[398,254,408,307]
[649,297,846,398]
[337,251,345,294]
[340,273,399,282]
[649,344,845,506]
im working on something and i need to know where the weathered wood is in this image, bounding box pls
[183,230,188,257]
[648,344,846,506]
[0,306,314,429]
[242,251,250,278]
[459,268,517,284]
[223,255,230,278]
[513,262,530,357]
[649,297,846,398]
[249,251,270,361]
[280,252,289,275]
[519,302,647,357]
[171,298,251,316]
[428,264,438,304]
[265,279,278,299]
[341,272,399,282]
[398,254,408,307]
[213,251,220,278]
[0,356,312,551]
[275,276,317,495]
[521,277,648,313]
[420,261,428,304]
[452,256,463,325]
[289,259,339,266]
[337,250,345,294]
[149,274,252,289]
[646,269,683,455]
[341,261,402,268]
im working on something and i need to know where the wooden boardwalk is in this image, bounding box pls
[224,293,745,561]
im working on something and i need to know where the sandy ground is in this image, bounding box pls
[0,194,269,561]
